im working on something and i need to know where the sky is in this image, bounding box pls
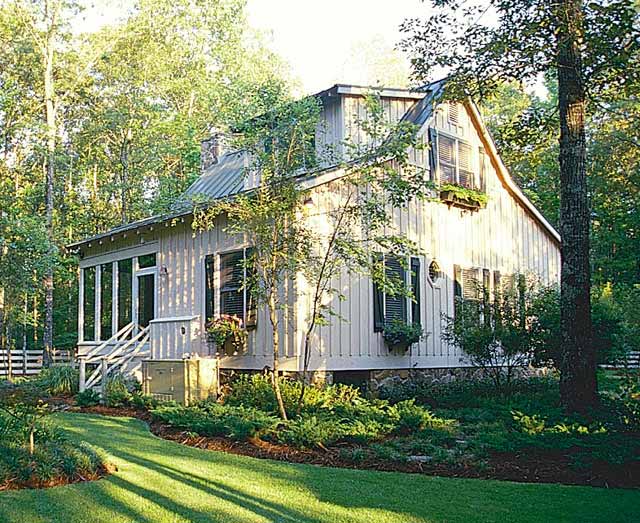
[81,0,430,95]
[246,0,428,94]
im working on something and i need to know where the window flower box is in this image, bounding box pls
[439,184,488,211]
[382,320,424,352]
[206,315,247,355]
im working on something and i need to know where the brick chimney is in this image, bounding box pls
[200,130,226,172]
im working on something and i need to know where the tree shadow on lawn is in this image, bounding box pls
[11,413,637,523]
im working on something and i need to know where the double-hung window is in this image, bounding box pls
[373,255,421,332]
[205,248,256,327]
[436,133,476,189]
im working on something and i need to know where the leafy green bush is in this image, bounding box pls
[391,399,457,434]
[129,392,159,411]
[104,373,140,407]
[223,373,364,418]
[0,435,106,489]
[75,389,100,408]
[36,365,79,396]
[0,381,108,489]
[279,415,343,448]
[382,319,423,348]
[151,402,280,440]
[378,375,558,410]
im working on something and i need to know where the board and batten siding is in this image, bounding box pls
[77,93,560,373]
[296,100,560,371]
[155,216,298,371]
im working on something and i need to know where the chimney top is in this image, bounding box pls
[200,130,227,172]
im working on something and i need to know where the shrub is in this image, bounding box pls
[391,399,457,434]
[37,365,79,396]
[104,373,140,407]
[75,389,101,408]
[0,437,106,489]
[378,374,558,410]
[223,373,364,418]
[0,381,108,489]
[151,402,280,440]
[223,373,279,412]
[279,415,343,448]
[130,392,159,411]
[600,375,640,431]
[382,319,423,349]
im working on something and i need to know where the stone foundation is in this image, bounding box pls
[219,366,549,393]
[369,366,548,393]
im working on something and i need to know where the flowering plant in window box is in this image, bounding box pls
[382,319,424,351]
[439,183,488,210]
[206,315,247,355]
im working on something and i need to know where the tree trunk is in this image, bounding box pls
[119,128,131,224]
[42,10,57,368]
[556,0,597,412]
[268,290,288,420]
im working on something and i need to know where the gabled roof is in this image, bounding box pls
[68,80,560,250]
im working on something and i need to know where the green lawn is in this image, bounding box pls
[0,413,638,523]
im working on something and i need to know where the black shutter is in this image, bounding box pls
[373,254,384,332]
[428,127,438,182]
[411,257,421,326]
[220,250,245,321]
[453,264,462,318]
[385,257,407,322]
[205,255,215,323]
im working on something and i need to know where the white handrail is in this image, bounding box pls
[82,322,134,360]
[85,325,147,364]
[84,325,151,390]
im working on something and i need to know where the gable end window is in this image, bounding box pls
[437,134,475,189]
[373,255,421,332]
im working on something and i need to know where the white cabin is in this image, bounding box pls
[70,82,560,386]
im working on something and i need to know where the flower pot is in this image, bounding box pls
[385,340,411,352]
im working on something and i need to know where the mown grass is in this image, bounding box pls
[0,413,638,523]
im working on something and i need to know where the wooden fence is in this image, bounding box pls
[0,349,75,377]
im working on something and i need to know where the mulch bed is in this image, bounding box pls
[71,405,640,489]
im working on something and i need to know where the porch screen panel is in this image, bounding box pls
[384,257,407,322]
[100,263,113,340]
[118,258,133,331]
[219,251,245,321]
[205,254,215,323]
[438,135,456,184]
[83,267,96,342]
[138,253,156,269]
[138,274,155,328]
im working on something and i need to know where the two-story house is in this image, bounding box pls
[69,81,560,390]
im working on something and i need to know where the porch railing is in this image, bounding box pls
[78,322,150,394]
